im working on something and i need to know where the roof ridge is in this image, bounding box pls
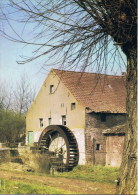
[52,68,125,77]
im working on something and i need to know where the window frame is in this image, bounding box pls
[48,117,52,125]
[39,118,44,128]
[96,143,101,151]
[50,85,54,94]
[71,102,76,110]
[61,103,64,108]
[62,115,66,126]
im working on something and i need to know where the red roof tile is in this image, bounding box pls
[102,124,126,134]
[53,69,126,113]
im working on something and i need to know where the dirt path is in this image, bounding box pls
[0,170,116,194]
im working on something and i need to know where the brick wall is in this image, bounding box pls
[85,112,126,166]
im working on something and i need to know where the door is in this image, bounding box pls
[28,131,34,145]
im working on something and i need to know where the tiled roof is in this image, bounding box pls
[102,124,126,135]
[53,69,126,113]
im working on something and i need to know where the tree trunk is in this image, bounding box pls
[117,50,137,194]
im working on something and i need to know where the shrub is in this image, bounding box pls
[0,109,25,144]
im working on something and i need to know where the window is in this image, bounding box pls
[39,118,43,127]
[71,103,76,110]
[100,114,106,122]
[48,118,51,125]
[50,85,54,94]
[96,144,101,151]
[61,103,64,108]
[62,115,66,125]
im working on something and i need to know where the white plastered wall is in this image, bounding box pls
[26,69,86,165]
[72,128,86,165]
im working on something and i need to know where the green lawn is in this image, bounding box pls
[0,165,119,194]
[0,178,74,194]
[56,165,119,183]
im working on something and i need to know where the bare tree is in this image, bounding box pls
[0,0,137,194]
[0,75,35,114]
[13,73,36,114]
[0,79,13,110]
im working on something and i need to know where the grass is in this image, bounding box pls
[0,164,119,184]
[0,178,74,194]
[55,165,119,183]
[0,165,119,194]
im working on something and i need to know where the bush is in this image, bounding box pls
[0,109,25,144]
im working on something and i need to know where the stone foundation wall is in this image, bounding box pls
[18,147,50,173]
[0,149,10,163]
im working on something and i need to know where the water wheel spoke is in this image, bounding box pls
[62,150,67,155]
[60,142,66,149]
[56,133,60,150]
[49,134,56,152]
[39,125,79,171]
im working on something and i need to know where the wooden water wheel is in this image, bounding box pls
[38,125,79,171]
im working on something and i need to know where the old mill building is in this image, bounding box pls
[26,69,127,170]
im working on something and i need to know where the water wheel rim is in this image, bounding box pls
[38,125,79,170]
[38,125,70,166]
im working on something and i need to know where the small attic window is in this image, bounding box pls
[100,114,106,122]
[50,85,54,94]
[71,103,76,110]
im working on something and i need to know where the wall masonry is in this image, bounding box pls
[85,112,126,166]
